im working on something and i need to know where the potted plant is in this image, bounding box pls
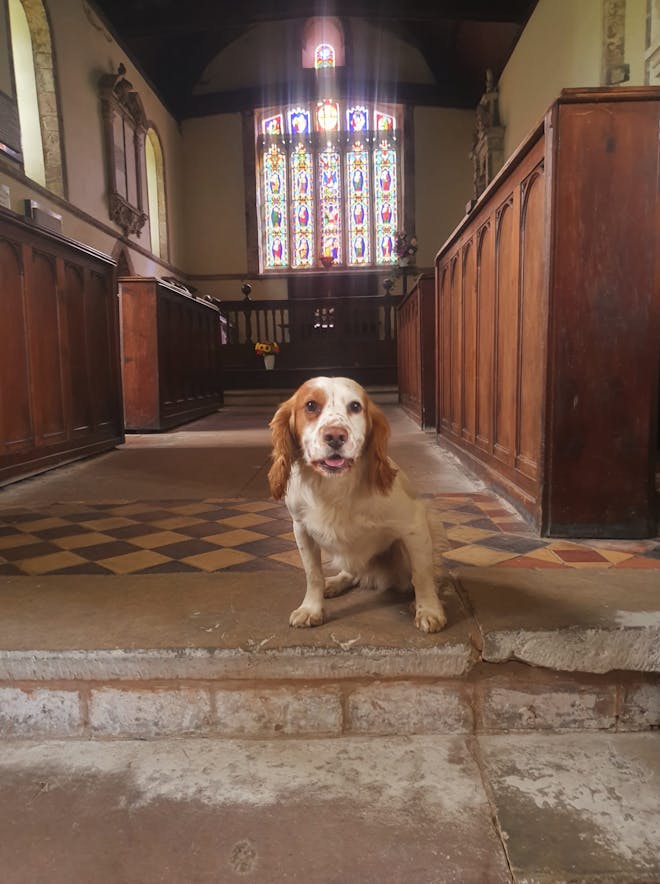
[394,231,418,267]
[254,340,280,370]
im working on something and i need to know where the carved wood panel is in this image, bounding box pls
[0,210,122,483]
[436,88,658,537]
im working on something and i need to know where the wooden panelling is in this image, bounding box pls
[0,240,32,452]
[29,250,65,442]
[435,87,659,537]
[396,274,436,428]
[461,241,476,444]
[64,264,93,434]
[119,278,224,431]
[439,266,451,434]
[546,97,659,536]
[493,198,517,465]
[475,224,494,452]
[0,208,122,484]
[516,168,545,480]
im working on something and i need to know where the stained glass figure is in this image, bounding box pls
[315,43,335,69]
[289,107,310,135]
[347,106,368,132]
[375,111,395,131]
[263,144,288,268]
[374,139,398,264]
[290,144,314,268]
[263,114,283,135]
[346,140,371,265]
[318,146,342,263]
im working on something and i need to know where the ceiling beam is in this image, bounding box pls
[103,0,534,41]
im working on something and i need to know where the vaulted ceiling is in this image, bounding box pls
[92,0,539,119]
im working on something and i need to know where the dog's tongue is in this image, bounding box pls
[325,456,345,468]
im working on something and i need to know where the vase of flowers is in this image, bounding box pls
[255,340,280,369]
[394,231,418,267]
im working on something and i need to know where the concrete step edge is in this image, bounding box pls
[0,659,656,739]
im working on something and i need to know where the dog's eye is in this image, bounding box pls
[305,400,320,414]
[348,401,362,413]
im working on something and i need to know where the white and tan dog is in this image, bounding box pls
[268,376,447,633]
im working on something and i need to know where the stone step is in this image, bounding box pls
[0,570,657,740]
[223,385,399,407]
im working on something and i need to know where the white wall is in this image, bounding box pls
[414,106,474,263]
[499,0,649,158]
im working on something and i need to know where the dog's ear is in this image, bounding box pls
[268,397,298,500]
[366,401,398,494]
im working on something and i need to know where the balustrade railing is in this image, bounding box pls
[220,289,400,389]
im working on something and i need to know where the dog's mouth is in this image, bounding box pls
[314,453,353,474]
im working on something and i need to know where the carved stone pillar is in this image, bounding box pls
[468,69,505,207]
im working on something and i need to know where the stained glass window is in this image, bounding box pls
[257,101,400,271]
[346,141,370,265]
[290,144,314,268]
[373,139,398,263]
[263,144,288,269]
[318,146,342,263]
[316,100,340,133]
[315,43,335,69]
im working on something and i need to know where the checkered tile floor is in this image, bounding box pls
[0,494,658,576]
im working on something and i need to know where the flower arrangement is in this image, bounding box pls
[394,231,418,260]
[254,340,280,357]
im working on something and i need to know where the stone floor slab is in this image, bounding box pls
[0,572,474,680]
[459,568,660,673]
[0,736,511,884]
[478,732,660,883]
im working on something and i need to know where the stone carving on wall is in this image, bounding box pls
[99,64,148,237]
[602,0,630,85]
[468,69,505,209]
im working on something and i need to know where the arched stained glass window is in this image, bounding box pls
[256,101,401,271]
[315,43,335,69]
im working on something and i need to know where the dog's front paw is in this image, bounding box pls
[415,604,447,633]
[289,605,325,628]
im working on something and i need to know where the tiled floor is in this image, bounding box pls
[1,493,658,576]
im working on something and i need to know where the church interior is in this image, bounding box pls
[0,1,659,881]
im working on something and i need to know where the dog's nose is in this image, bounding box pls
[323,426,347,450]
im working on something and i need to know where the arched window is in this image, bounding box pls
[256,101,401,271]
[145,127,168,259]
[7,0,64,195]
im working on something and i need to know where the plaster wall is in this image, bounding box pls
[499,0,648,159]
[414,107,474,265]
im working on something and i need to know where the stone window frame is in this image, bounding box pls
[3,0,66,197]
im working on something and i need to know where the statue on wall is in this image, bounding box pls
[468,69,505,209]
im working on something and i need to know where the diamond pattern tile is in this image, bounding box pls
[0,494,657,576]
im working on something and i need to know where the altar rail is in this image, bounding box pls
[435,87,659,538]
[220,292,399,389]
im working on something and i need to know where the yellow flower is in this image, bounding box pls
[255,341,280,356]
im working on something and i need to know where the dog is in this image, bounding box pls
[268,376,447,633]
